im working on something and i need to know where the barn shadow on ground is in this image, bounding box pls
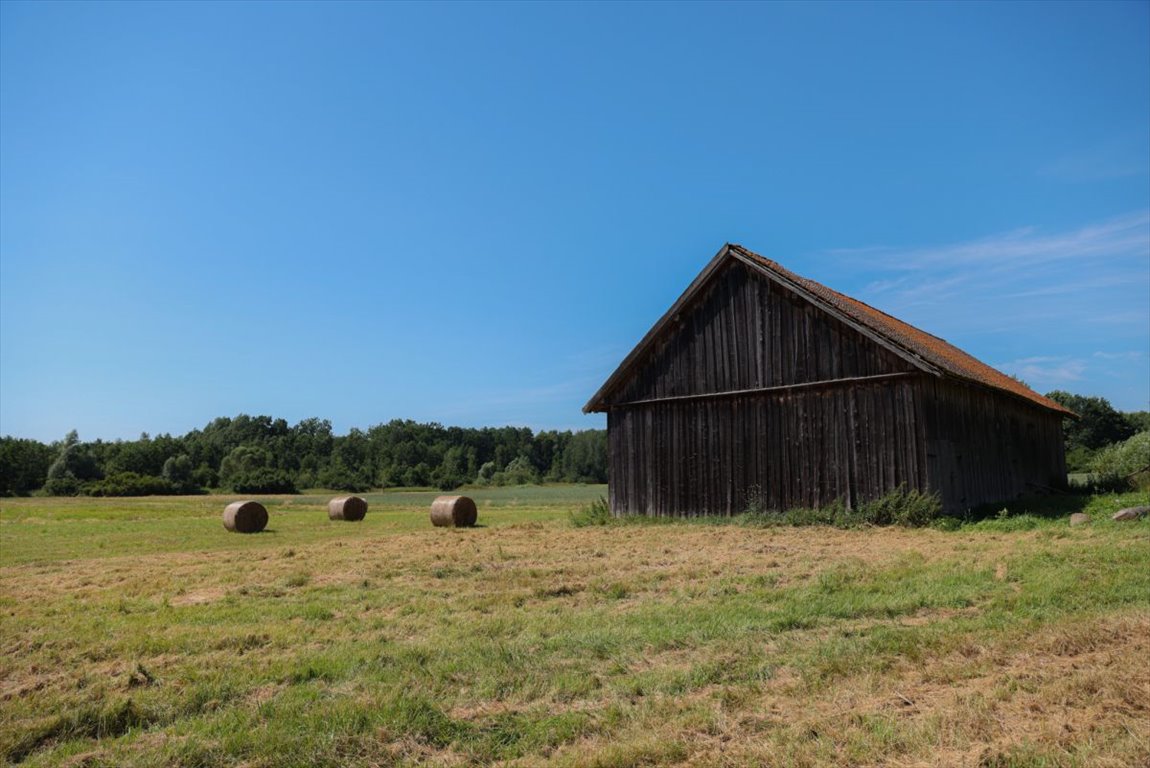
[962,491,1093,524]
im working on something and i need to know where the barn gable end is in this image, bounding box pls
[587,256,921,410]
[588,244,1071,517]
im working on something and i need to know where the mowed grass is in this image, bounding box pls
[0,486,603,566]
[1,489,1147,767]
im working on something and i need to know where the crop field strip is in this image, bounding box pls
[1,488,1148,767]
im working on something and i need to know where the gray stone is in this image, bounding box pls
[1111,506,1148,522]
[1069,513,1090,527]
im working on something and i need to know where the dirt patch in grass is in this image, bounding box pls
[168,588,226,607]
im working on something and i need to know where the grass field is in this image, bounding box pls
[1,487,1148,767]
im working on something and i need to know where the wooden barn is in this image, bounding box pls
[584,244,1073,516]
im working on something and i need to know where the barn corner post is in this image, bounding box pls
[586,244,1075,519]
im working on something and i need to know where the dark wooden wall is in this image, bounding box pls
[604,261,915,407]
[608,378,928,517]
[920,378,1068,511]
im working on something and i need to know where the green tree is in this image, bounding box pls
[1125,410,1150,434]
[43,431,102,495]
[219,445,296,494]
[162,454,196,493]
[0,437,54,496]
[558,430,608,483]
[316,455,372,492]
[476,461,497,485]
[532,430,570,479]
[495,454,538,486]
[1046,391,1140,472]
[105,434,168,476]
[1047,391,1138,451]
[402,462,431,488]
[432,445,470,490]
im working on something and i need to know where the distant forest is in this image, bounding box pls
[0,416,607,497]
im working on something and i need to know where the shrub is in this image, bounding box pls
[229,469,297,494]
[1064,445,1099,473]
[42,476,83,497]
[86,472,175,497]
[1091,431,1150,490]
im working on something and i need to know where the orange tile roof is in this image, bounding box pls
[729,244,1075,417]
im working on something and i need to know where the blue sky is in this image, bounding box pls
[1,1,1147,442]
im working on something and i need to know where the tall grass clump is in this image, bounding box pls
[571,486,944,529]
[855,485,943,526]
[569,496,613,527]
[741,485,942,528]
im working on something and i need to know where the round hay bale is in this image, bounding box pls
[328,496,368,522]
[430,495,477,528]
[223,500,268,533]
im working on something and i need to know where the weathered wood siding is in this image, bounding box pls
[920,378,1068,512]
[604,261,916,407]
[601,256,1068,517]
[608,377,928,516]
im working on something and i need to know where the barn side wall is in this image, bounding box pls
[919,379,1068,512]
[607,260,916,407]
[607,377,927,517]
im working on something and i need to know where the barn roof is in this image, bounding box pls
[584,243,1075,417]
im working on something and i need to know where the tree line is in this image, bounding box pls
[2,391,1144,498]
[0,415,608,496]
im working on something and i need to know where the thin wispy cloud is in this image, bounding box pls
[835,211,1150,330]
[820,212,1150,406]
[1093,350,1145,361]
[997,272,1142,300]
[997,356,1087,387]
[863,211,1149,273]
